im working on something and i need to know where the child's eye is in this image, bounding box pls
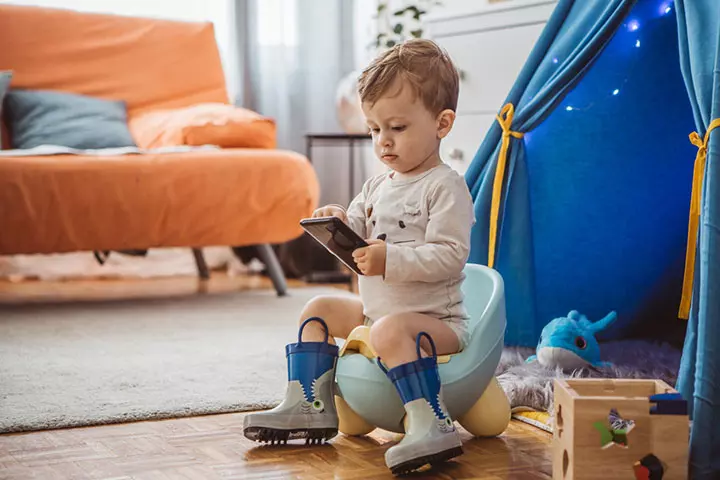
[391,126,406,132]
[369,128,380,134]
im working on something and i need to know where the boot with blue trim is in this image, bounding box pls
[243,317,339,445]
[381,332,463,475]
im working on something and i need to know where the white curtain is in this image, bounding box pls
[234,0,382,206]
[236,0,353,151]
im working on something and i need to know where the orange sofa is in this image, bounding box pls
[0,5,320,294]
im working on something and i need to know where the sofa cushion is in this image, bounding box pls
[0,4,228,114]
[3,89,137,150]
[129,103,276,150]
[0,70,12,149]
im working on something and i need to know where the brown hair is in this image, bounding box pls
[358,38,459,115]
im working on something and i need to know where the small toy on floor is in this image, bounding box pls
[526,310,617,369]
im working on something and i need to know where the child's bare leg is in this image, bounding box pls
[299,295,365,343]
[368,313,463,474]
[368,312,460,368]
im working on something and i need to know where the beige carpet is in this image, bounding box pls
[0,286,351,433]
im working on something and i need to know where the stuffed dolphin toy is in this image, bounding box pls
[526,310,617,369]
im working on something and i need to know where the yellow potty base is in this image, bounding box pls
[456,377,511,437]
[335,395,375,436]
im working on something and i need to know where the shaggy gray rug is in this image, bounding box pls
[494,340,684,415]
[0,286,349,433]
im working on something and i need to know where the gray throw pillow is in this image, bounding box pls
[3,89,137,150]
[0,71,12,149]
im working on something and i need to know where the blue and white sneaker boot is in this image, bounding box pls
[243,317,339,445]
[381,332,463,475]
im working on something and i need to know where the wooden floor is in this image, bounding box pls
[0,270,552,479]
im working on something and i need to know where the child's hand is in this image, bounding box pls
[312,205,347,222]
[352,239,386,276]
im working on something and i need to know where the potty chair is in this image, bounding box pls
[334,262,511,437]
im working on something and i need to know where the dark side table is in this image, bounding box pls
[305,133,372,200]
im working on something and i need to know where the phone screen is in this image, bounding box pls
[300,218,367,275]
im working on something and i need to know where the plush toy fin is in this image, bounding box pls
[526,354,537,364]
[588,311,617,334]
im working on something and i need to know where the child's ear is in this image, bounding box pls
[436,109,456,139]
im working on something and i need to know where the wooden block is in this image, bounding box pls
[552,378,689,480]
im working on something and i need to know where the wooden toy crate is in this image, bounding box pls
[552,378,689,479]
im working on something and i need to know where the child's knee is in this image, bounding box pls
[368,315,404,354]
[300,295,336,321]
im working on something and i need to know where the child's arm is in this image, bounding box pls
[383,177,475,283]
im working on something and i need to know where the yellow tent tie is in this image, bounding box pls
[488,103,524,268]
[678,118,720,319]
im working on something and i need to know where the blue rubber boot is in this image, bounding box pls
[243,317,339,444]
[381,332,463,475]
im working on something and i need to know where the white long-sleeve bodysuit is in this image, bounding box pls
[338,163,476,350]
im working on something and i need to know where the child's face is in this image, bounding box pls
[362,79,453,175]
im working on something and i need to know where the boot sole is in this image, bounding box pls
[243,426,338,445]
[390,445,464,476]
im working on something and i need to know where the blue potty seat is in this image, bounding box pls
[334,263,510,435]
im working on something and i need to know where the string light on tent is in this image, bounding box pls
[562,0,672,115]
[553,57,559,64]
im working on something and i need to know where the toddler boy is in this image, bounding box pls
[244,38,475,475]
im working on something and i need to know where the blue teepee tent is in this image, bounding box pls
[465,0,718,476]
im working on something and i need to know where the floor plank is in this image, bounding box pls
[0,413,551,479]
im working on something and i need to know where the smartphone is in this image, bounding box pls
[299,217,368,275]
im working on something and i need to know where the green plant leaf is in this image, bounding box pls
[410,29,423,38]
[375,32,387,48]
[393,23,404,34]
[386,39,397,48]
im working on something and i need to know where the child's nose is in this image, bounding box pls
[377,132,393,147]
